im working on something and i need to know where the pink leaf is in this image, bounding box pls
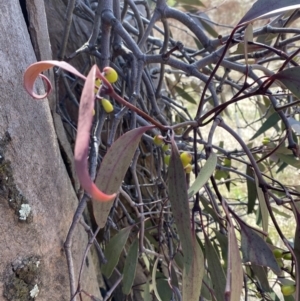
[23,60,86,99]
[23,60,116,202]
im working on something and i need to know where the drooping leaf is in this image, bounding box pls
[174,85,197,104]
[271,206,291,219]
[254,174,269,233]
[201,274,213,300]
[195,12,218,38]
[156,277,173,301]
[93,125,154,227]
[238,222,281,274]
[277,153,300,169]
[213,229,228,264]
[288,116,300,135]
[225,219,243,301]
[246,166,257,214]
[251,265,271,293]
[238,1,300,25]
[141,280,151,301]
[102,227,132,278]
[272,67,300,99]
[23,61,117,202]
[244,23,253,64]
[205,236,226,301]
[182,238,204,301]
[122,238,139,295]
[152,257,162,301]
[168,137,193,272]
[188,153,217,198]
[74,65,117,202]
[291,201,300,300]
[250,112,280,140]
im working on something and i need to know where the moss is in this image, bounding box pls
[0,132,32,223]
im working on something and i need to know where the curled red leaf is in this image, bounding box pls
[23,60,116,202]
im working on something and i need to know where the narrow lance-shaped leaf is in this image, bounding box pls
[182,238,204,301]
[93,125,154,228]
[291,202,300,301]
[250,112,280,140]
[238,221,281,274]
[74,65,116,202]
[168,136,193,272]
[23,60,116,202]
[102,226,132,278]
[254,174,269,233]
[272,67,300,99]
[225,215,243,301]
[238,0,300,25]
[205,235,226,301]
[188,152,217,198]
[122,238,139,295]
[244,23,253,64]
[174,85,197,105]
[246,166,257,214]
[152,257,162,301]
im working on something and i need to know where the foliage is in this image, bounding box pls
[24,0,300,300]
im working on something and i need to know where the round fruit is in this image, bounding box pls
[164,155,170,166]
[281,285,296,296]
[101,98,114,113]
[94,78,101,93]
[273,249,283,259]
[162,144,169,152]
[153,135,164,146]
[224,158,231,167]
[180,152,192,167]
[283,253,292,260]
[262,137,270,145]
[103,67,118,83]
[184,164,192,174]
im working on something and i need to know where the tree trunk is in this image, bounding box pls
[0,1,101,300]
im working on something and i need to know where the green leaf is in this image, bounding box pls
[213,229,228,264]
[94,126,154,228]
[152,258,162,301]
[102,227,132,278]
[246,166,257,214]
[273,67,300,99]
[239,223,281,274]
[201,274,212,300]
[250,112,280,140]
[168,137,193,272]
[182,239,204,301]
[238,0,300,25]
[156,278,173,301]
[271,206,291,219]
[255,173,269,233]
[188,153,217,198]
[174,85,197,104]
[251,265,271,292]
[205,236,226,301]
[277,153,300,169]
[141,280,151,301]
[226,221,243,301]
[122,238,139,295]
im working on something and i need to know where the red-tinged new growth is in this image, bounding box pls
[74,65,116,202]
[23,61,117,202]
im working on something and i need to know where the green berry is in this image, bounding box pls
[103,67,118,83]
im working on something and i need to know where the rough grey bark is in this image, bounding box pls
[0,1,101,300]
